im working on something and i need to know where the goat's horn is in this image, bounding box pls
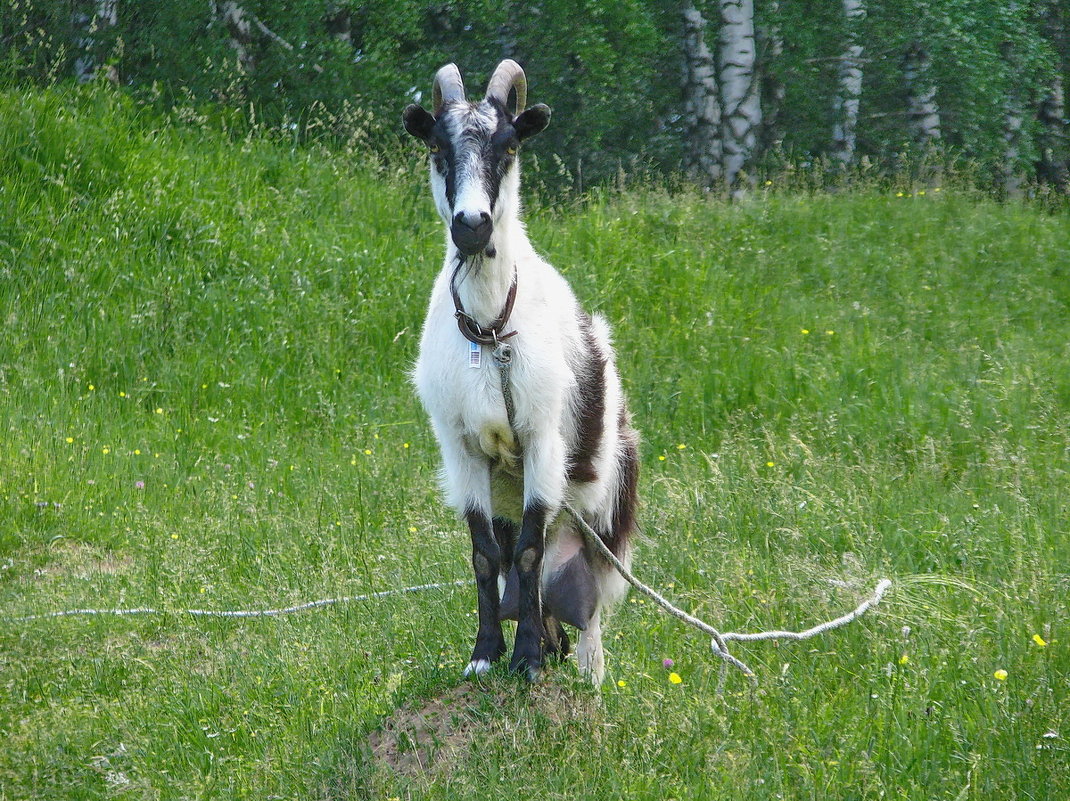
[485,59,526,116]
[432,63,465,115]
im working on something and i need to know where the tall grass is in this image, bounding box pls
[1,84,1068,800]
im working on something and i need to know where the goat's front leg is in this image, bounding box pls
[510,500,548,680]
[464,506,507,676]
[431,422,504,677]
[510,432,567,681]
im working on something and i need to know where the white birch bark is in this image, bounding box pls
[1037,72,1067,190]
[903,41,941,148]
[682,2,722,186]
[718,0,761,194]
[73,0,118,83]
[1000,35,1024,198]
[1038,6,1068,190]
[831,0,865,165]
[219,1,256,74]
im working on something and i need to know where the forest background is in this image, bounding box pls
[4,0,1069,197]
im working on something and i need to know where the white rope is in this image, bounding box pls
[565,502,890,687]
[10,511,891,689]
[8,580,471,623]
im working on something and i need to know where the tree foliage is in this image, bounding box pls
[2,0,1067,192]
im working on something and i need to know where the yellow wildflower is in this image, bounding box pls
[899,654,909,665]
[668,672,683,685]
[617,679,627,688]
[994,669,1008,681]
[1032,634,1047,647]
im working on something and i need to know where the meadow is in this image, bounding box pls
[1,85,1068,800]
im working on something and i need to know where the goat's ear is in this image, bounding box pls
[514,103,551,142]
[403,104,436,141]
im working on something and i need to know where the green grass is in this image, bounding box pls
[2,83,1068,800]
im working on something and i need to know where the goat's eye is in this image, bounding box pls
[506,144,517,155]
[429,143,441,154]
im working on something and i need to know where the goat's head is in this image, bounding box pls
[403,60,551,257]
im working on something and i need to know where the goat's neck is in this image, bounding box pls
[448,217,529,325]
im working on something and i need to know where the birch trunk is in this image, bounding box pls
[73,0,118,83]
[903,41,941,148]
[1037,73,1067,191]
[757,0,785,155]
[1037,6,1068,191]
[1000,35,1024,198]
[219,1,256,74]
[831,0,865,165]
[682,2,722,187]
[718,0,761,195]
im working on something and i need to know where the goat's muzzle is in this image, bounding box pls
[451,210,493,256]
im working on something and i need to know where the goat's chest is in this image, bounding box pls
[415,309,568,461]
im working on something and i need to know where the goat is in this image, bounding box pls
[403,60,639,684]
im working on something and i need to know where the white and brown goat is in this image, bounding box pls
[404,60,639,684]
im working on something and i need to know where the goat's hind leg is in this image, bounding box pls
[577,607,605,685]
[464,507,507,676]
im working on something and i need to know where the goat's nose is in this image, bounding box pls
[450,210,493,256]
[453,210,491,231]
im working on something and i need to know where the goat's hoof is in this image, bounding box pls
[508,654,543,682]
[463,659,493,678]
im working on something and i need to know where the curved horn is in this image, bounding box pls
[485,59,526,116]
[432,63,465,114]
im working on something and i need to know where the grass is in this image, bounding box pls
[1,83,1068,800]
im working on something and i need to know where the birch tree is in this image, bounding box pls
[682,1,722,186]
[1000,10,1025,198]
[831,0,865,165]
[217,1,256,74]
[1037,2,1068,191]
[72,0,118,83]
[718,0,761,194]
[903,40,940,150]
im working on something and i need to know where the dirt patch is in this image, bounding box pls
[367,677,599,780]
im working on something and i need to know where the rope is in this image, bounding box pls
[564,501,891,687]
[10,509,891,689]
[7,580,472,623]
